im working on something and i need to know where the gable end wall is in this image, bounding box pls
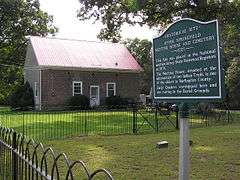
[24,43,41,109]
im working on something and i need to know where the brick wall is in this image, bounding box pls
[41,69,141,108]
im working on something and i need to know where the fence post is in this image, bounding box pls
[173,105,179,130]
[227,109,230,123]
[12,131,18,180]
[132,105,137,134]
[176,108,179,130]
[155,106,159,132]
[22,112,25,137]
[84,111,88,135]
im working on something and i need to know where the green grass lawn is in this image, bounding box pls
[0,106,238,141]
[0,107,177,140]
[1,106,240,179]
[46,124,240,179]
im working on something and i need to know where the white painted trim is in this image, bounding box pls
[216,20,222,98]
[152,42,156,100]
[39,70,42,110]
[152,19,222,100]
[154,96,222,100]
[34,82,38,97]
[72,81,83,96]
[106,82,116,97]
[90,85,100,106]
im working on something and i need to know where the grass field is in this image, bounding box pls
[0,107,178,140]
[46,124,240,179]
[1,106,240,179]
[0,106,238,141]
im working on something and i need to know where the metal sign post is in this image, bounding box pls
[179,103,189,180]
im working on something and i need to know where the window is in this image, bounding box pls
[106,82,116,97]
[34,82,38,97]
[73,81,82,96]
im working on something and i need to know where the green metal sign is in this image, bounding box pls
[153,18,223,101]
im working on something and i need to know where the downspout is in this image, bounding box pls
[39,69,42,110]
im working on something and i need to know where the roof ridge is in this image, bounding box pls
[29,35,121,45]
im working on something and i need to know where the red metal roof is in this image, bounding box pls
[29,36,142,72]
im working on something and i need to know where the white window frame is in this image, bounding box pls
[106,82,116,97]
[34,82,38,97]
[72,81,83,96]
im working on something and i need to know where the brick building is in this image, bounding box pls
[24,36,143,110]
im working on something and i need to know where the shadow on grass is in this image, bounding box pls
[7,112,134,141]
[46,123,240,179]
[2,108,235,141]
[1,110,180,140]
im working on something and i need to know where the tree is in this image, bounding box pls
[78,0,240,106]
[78,0,239,56]
[8,81,34,110]
[78,1,237,32]
[122,38,152,94]
[77,0,239,62]
[226,58,240,108]
[0,0,57,104]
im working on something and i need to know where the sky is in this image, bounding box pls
[39,0,157,41]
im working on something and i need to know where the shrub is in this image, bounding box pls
[194,103,214,115]
[8,82,34,110]
[68,95,90,110]
[105,96,134,108]
[0,94,7,105]
[121,97,135,105]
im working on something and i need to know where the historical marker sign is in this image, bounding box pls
[153,18,223,101]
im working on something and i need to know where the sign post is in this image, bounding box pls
[179,102,189,180]
[152,18,223,180]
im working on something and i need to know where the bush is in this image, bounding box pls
[194,103,214,115]
[121,97,135,106]
[105,95,134,108]
[68,95,90,110]
[0,94,7,105]
[8,82,34,110]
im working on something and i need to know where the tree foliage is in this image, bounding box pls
[78,0,240,107]
[122,38,152,94]
[78,0,239,43]
[8,81,34,110]
[78,0,240,60]
[0,0,57,104]
[226,58,240,108]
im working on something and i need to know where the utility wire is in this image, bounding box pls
[0,63,24,68]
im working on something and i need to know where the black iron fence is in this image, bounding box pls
[0,126,114,180]
[0,105,238,141]
[0,106,179,140]
[0,106,134,140]
[188,107,236,128]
